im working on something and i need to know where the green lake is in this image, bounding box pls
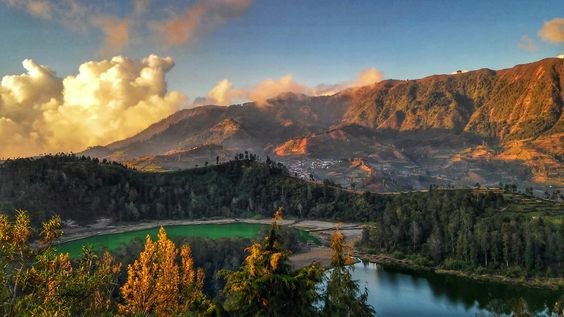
[57,223,270,256]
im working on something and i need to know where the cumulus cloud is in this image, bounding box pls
[356,68,384,86]
[0,55,185,158]
[156,0,253,46]
[314,67,384,96]
[538,18,564,43]
[207,79,234,105]
[199,67,383,106]
[247,74,311,104]
[1,0,253,54]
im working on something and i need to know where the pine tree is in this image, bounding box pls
[0,210,121,316]
[322,226,375,317]
[222,208,323,316]
[119,227,213,316]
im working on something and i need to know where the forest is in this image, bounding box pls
[0,154,387,224]
[110,226,308,299]
[0,154,562,282]
[358,189,564,278]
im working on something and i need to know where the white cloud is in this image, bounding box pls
[0,55,185,158]
[201,67,384,106]
[449,70,469,75]
[538,18,564,44]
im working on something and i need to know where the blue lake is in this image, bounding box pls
[351,262,560,317]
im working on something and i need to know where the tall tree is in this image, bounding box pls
[321,227,375,317]
[222,208,323,316]
[119,227,213,316]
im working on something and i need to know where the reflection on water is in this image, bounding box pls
[351,262,560,317]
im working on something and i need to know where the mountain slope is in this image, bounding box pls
[342,58,563,140]
[82,58,564,189]
[465,58,563,140]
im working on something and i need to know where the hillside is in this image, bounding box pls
[0,154,384,224]
[1,154,562,225]
[81,58,563,190]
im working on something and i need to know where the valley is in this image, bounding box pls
[2,2,562,315]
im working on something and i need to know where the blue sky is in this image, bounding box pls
[0,0,562,100]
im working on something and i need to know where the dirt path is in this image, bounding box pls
[289,247,333,268]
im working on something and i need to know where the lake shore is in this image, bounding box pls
[357,252,564,291]
[59,217,364,244]
[59,218,562,291]
[59,217,363,269]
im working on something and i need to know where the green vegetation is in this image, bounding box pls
[0,154,387,225]
[0,210,376,316]
[221,210,324,316]
[109,225,315,299]
[0,211,121,316]
[220,209,375,316]
[1,154,562,283]
[502,193,564,225]
[322,228,374,316]
[359,188,564,280]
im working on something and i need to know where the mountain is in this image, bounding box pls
[83,58,564,191]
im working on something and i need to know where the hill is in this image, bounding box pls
[0,154,382,224]
[1,154,562,225]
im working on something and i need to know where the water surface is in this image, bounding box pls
[352,262,560,317]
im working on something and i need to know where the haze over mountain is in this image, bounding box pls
[84,57,564,191]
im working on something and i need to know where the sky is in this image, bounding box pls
[0,0,562,157]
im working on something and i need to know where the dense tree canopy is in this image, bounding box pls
[0,211,121,316]
[359,189,564,278]
[119,227,215,316]
[1,154,562,280]
[0,154,387,224]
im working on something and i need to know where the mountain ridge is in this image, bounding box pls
[82,57,563,190]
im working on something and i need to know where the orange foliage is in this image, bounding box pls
[119,227,207,316]
[120,235,158,315]
[330,226,354,267]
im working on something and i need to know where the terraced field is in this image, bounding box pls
[502,194,564,225]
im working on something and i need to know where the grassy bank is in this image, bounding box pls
[357,252,564,291]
